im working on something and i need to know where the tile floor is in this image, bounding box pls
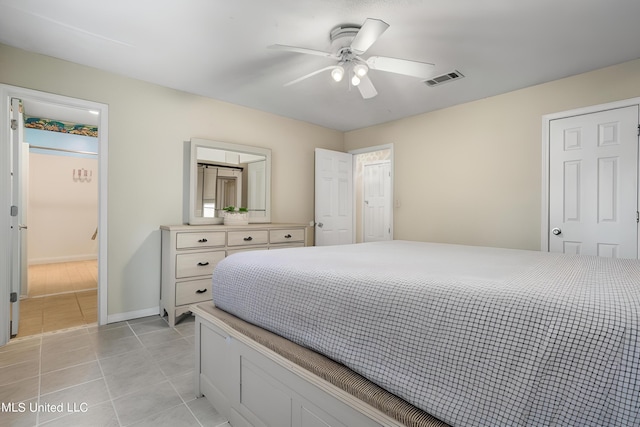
[16,261,99,338]
[17,290,97,338]
[28,261,98,298]
[0,315,228,427]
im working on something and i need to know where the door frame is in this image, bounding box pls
[350,144,394,243]
[541,97,640,254]
[0,84,109,345]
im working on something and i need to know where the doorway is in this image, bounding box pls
[19,109,100,336]
[313,145,394,246]
[0,85,108,346]
[353,145,393,243]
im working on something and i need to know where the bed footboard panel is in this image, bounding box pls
[194,306,399,427]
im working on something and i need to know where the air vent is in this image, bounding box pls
[424,70,464,87]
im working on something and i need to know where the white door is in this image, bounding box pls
[10,97,27,336]
[248,160,266,219]
[20,142,29,298]
[363,161,391,242]
[549,105,639,258]
[315,148,353,246]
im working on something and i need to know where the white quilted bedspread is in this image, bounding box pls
[212,241,640,427]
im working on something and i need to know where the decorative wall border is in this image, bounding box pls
[24,116,98,137]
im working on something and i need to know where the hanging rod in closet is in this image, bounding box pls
[29,144,97,156]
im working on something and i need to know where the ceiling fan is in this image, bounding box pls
[268,18,435,99]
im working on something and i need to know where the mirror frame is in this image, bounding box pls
[184,138,271,224]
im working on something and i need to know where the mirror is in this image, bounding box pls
[184,138,271,224]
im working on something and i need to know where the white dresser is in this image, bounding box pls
[160,223,309,326]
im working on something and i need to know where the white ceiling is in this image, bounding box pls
[1,0,640,131]
[21,99,100,126]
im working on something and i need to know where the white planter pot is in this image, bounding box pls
[223,212,249,226]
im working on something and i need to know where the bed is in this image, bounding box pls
[193,240,640,426]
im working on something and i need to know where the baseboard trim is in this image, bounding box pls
[107,306,160,324]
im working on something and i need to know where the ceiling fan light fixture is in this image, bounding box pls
[331,66,344,82]
[273,17,436,100]
[353,63,368,78]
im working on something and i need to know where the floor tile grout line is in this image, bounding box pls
[39,363,102,393]
[129,401,192,427]
[23,260,97,337]
[35,330,118,427]
[13,322,96,343]
[185,400,208,427]
[0,315,219,427]
[113,317,179,427]
[127,317,206,427]
[169,321,211,427]
[75,292,90,324]
[164,357,204,426]
[16,293,98,339]
[92,342,125,427]
[28,287,98,299]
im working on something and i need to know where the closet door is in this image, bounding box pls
[548,105,638,258]
[363,161,391,242]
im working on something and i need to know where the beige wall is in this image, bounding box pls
[345,59,640,251]
[0,44,343,318]
[3,41,640,319]
[28,153,98,264]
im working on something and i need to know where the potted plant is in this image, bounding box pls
[222,206,249,225]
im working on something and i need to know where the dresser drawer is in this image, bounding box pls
[176,251,225,278]
[175,279,212,306]
[176,231,225,249]
[227,230,268,246]
[269,228,305,244]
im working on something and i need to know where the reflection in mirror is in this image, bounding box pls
[185,139,271,224]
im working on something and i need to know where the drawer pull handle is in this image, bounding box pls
[198,238,208,243]
[196,288,208,294]
[284,234,292,239]
[197,262,210,266]
[243,236,253,241]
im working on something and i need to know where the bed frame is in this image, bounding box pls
[192,302,447,427]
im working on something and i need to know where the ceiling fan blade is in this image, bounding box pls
[284,66,338,87]
[366,56,435,78]
[350,18,389,55]
[357,75,378,99]
[268,44,336,59]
